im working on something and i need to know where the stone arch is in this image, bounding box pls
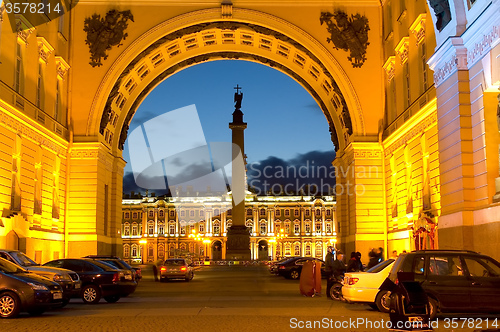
[88,8,364,155]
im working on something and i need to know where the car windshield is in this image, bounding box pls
[11,251,38,267]
[366,259,395,273]
[165,259,185,266]
[0,257,27,273]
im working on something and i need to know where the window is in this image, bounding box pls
[181,210,185,217]
[189,210,195,217]
[421,42,427,92]
[275,209,281,217]
[413,256,426,275]
[15,43,22,93]
[305,210,310,216]
[404,62,410,108]
[294,223,300,233]
[227,209,232,215]
[200,210,204,217]
[260,222,266,235]
[158,210,164,218]
[169,223,175,235]
[123,245,130,258]
[199,222,205,233]
[213,221,220,234]
[132,223,138,236]
[285,243,291,256]
[170,210,175,217]
[158,223,164,235]
[315,222,322,233]
[305,222,311,233]
[326,209,331,216]
[131,245,138,257]
[214,209,220,216]
[285,209,290,217]
[294,244,300,256]
[428,256,463,276]
[463,257,500,278]
[36,63,43,109]
[260,208,265,216]
[148,222,154,235]
[294,209,300,217]
[132,212,138,219]
[148,210,154,218]
[285,223,290,234]
[305,244,311,256]
[326,223,332,233]
[123,223,130,236]
[189,224,195,233]
[315,209,321,216]
[180,226,186,235]
[315,243,322,257]
[247,208,252,216]
[124,212,130,219]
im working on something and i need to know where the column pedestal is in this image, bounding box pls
[225,225,251,260]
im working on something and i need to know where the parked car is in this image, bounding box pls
[269,257,294,275]
[0,249,81,306]
[384,250,500,319]
[277,257,326,280]
[0,257,63,318]
[160,258,194,282]
[43,258,137,304]
[83,255,139,283]
[342,259,395,312]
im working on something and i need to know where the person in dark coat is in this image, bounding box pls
[332,250,346,280]
[325,247,335,298]
[346,252,359,272]
[355,252,363,271]
[366,248,379,269]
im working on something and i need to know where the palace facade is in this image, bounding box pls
[121,192,336,263]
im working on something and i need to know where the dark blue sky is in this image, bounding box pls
[122,60,336,195]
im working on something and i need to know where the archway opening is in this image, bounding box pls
[211,240,222,261]
[257,240,268,261]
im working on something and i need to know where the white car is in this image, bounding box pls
[342,259,395,312]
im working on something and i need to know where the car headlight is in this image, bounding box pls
[53,274,63,282]
[28,282,49,291]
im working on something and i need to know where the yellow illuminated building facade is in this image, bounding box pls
[0,1,499,263]
[121,193,336,263]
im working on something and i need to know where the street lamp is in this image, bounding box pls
[139,239,147,264]
[275,228,288,259]
[203,238,211,261]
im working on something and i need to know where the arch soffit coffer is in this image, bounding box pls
[90,8,364,153]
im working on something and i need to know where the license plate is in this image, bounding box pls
[125,275,132,280]
[53,292,63,300]
[75,284,81,289]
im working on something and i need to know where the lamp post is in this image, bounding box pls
[203,239,211,261]
[276,228,288,259]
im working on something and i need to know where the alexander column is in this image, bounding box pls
[226,85,251,260]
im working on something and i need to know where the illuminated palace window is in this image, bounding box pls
[305,222,311,233]
[123,223,130,236]
[294,243,300,256]
[276,245,281,257]
[181,210,185,217]
[316,209,321,216]
[170,210,175,217]
[247,208,252,216]
[326,209,331,216]
[260,222,266,235]
[189,224,195,233]
[214,209,220,216]
[149,210,154,218]
[124,245,130,258]
[213,221,220,234]
[124,212,130,219]
[315,243,322,257]
[132,212,138,219]
[199,222,205,233]
[189,210,195,217]
[305,244,311,256]
[285,222,290,234]
[148,221,154,234]
[158,222,164,235]
[131,245,138,257]
[294,209,300,217]
[285,243,291,256]
[294,223,300,233]
[180,225,186,235]
[326,222,332,233]
[305,209,310,217]
[159,210,164,218]
[275,209,281,217]
[260,208,265,216]
[246,221,253,227]
[315,222,322,233]
[132,223,138,236]
[158,244,164,258]
[169,223,175,235]
[285,209,290,217]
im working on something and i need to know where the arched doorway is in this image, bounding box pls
[257,240,268,261]
[212,240,222,261]
[5,231,19,250]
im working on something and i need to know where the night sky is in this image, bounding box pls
[122,60,336,196]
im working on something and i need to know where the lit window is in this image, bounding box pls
[149,210,154,218]
[326,223,332,233]
[213,221,220,234]
[132,223,138,236]
[260,208,266,216]
[123,223,130,236]
[247,208,252,216]
[148,222,154,234]
[285,223,290,234]
[159,210,164,217]
[275,209,281,217]
[124,212,130,219]
[131,245,137,257]
[170,210,175,217]
[294,223,300,233]
[132,212,138,219]
[316,209,321,216]
[260,222,266,235]
[294,209,299,217]
[315,243,322,257]
[123,245,130,258]
[315,222,322,232]
[305,244,311,256]
[169,224,175,235]
[285,209,290,217]
[180,226,186,235]
[158,223,164,235]
[294,244,300,256]
[199,222,205,233]
[305,223,311,233]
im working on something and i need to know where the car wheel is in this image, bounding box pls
[27,308,45,316]
[82,285,101,304]
[290,270,300,280]
[428,297,438,320]
[329,283,343,300]
[0,292,20,318]
[104,296,120,303]
[375,290,390,313]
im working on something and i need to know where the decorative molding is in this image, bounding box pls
[383,56,395,81]
[221,1,232,18]
[428,38,467,86]
[467,24,500,67]
[384,112,437,156]
[0,108,66,156]
[395,37,409,64]
[37,37,54,64]
[0,4,5,22]
[353,149,382,159]
[409,14,426,46]
[55,56,70,80]
[16,15,35,46]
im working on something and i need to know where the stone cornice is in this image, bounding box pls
[395,37,409,64]
[37,37,54,64]
[55,56,70,80]
[409,14,426,46]
[427,37,467,87]
[383,56,395,82]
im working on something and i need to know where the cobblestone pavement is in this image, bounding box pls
[1,265,498,332]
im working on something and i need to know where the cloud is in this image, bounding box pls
[247,150,336,195]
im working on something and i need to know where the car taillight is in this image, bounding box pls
[136,268,142,276]
[348,278,359,285]
[112,272,119,282]
[279,266,285,269]
[160,266,167,272]
[180,266,187,272]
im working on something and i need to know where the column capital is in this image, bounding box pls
[428,37,468,87]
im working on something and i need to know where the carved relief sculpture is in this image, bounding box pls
[84,9,134,67]
[320,10,370,68]
[428,0,452,32]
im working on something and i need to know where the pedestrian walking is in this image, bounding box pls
[153,258,163,282]
[325,246,335,298]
